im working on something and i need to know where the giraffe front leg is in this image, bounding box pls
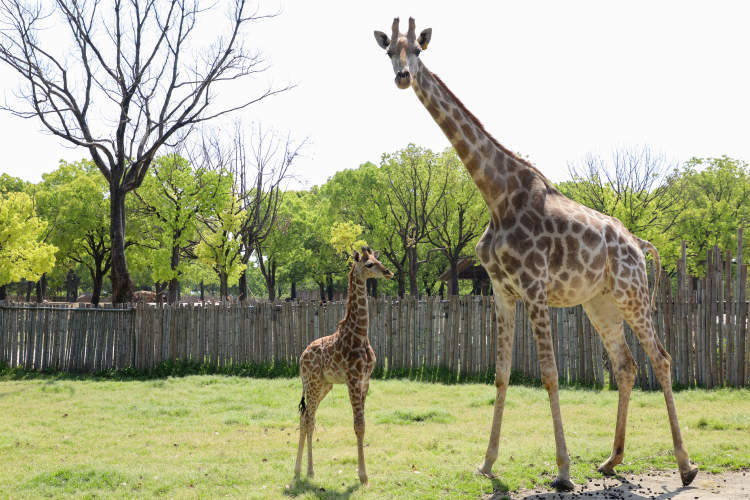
[347,379,369,485]
[478,291,515,477]
[527,300,574,492]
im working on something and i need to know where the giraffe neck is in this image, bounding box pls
[412,60,556,211]
[339,266,369,340]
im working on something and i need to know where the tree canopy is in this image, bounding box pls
[0,191,57,288]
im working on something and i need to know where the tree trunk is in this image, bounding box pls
[167,243,180,304]
[219,272,229,301]
[200,280,205,302]
[109,187,134,303]
[238,270,248,302]
[366,278,377,297]
[291,280,297,300]
[0,285,6,301]
[35,273,47,303]
[155,282,167,303]
[326,273,333,301]
[407,246,419,297]
[396,273,406,298]
[91,269,104,306]
[266,262,277,301]
[318,281,325,302]
[65,269,75,302]
[449,261,459,296]
[439,281,445,299]
[25,280,33,301]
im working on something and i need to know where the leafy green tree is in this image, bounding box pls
[0,173,28,194]
[195,172,246,300]
[427,149,488,295]
[255,209,291,301]
[134,154,223,304]
[668,156,750,274]
[379,145,448,297]
[271,191,318,300]
[322,163,405,296]
[562,147,684,247]
[37,160,111,304]
[0,192,57,299]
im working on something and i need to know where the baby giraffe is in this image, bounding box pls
[294,247,393,485]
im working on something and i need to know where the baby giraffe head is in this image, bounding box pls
[374,17,432,89]
[352,246,393,280]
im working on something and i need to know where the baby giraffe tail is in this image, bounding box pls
[298,394,306,415]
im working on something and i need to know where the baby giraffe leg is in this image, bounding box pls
[347,378,369,485]
[294,398,306,478]
[296,382,330,479]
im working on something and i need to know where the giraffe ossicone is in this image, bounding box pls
[373,17,697,491]
[294,247,393,485]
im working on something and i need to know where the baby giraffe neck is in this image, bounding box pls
[340,267,369,338]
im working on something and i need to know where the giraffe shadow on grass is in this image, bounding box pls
[284,478,360,500]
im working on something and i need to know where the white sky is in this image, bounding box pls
[1,1,749,187]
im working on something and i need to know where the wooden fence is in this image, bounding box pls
[1,246,748,388]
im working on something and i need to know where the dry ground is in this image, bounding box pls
[500,469,750,499]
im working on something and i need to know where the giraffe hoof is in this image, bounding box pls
[596,464,616,476]
[476,467,496,479]
[551,477,575,491]
[681,467,698,486]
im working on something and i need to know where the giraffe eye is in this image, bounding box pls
[414,48,421,56]
[386,50,393,57]
[365,262,374,268]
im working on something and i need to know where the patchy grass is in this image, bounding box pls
[0,375,748,499]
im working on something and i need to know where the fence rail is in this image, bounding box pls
[1,243,748,388]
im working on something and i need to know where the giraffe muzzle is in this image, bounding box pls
[395,71,411,89]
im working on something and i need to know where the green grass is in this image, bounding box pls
[0,375,748,499]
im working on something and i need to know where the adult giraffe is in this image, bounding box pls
[373,17,697,491]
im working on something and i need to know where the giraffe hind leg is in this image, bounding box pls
[615,288,698,486]
[294,394,306,479]
[302,382,331,479]
[583,293,636,476]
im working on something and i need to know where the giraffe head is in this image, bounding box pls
[374,17,432,89]
[352,246,393,280]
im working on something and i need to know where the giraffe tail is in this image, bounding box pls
[298,394,306,415]
[638,238,661,311]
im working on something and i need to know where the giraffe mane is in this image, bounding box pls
[427,69,560,194]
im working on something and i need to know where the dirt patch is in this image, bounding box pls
[488,469,750,499]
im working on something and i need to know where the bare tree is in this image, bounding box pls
[232,124,302,302]
[564,146,684,235]
[190,123,301,301]
[0,0,290,302]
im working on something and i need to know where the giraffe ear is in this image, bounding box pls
[418,28,432,50]
[353,250,360,262]
[374,31,390,50]
[373,251,380,259]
